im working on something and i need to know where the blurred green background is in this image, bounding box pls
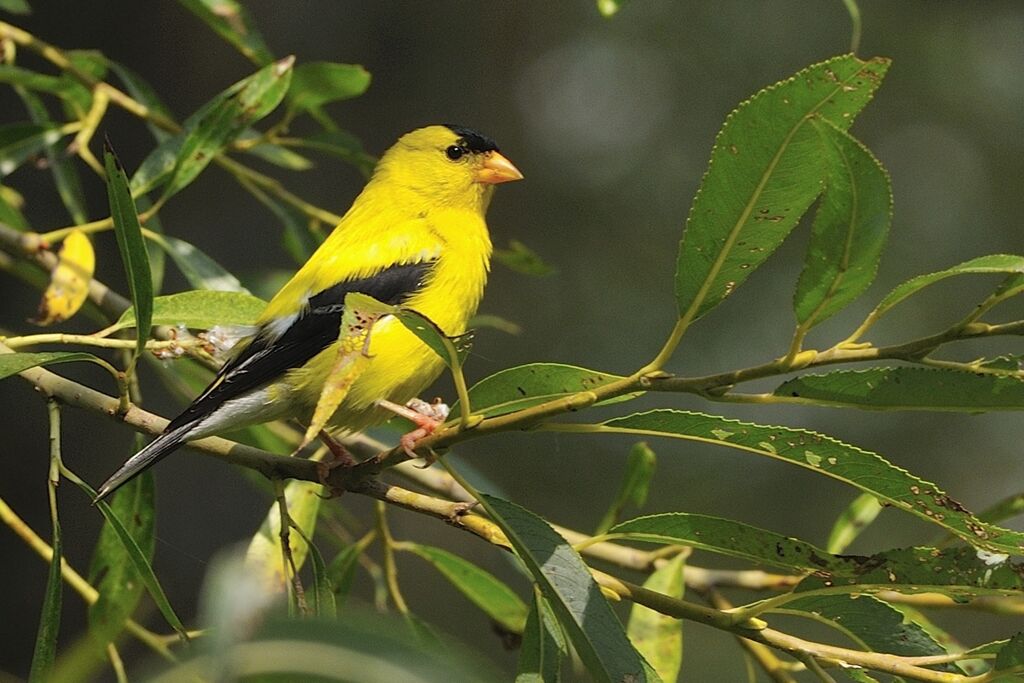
[1,1,1022,679]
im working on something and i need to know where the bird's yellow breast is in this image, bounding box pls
[283,206,492,431]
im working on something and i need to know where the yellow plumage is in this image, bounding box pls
[95,124,522,501]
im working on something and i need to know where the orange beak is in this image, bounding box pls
[475,151,524,185]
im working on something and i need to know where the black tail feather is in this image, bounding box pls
[94,428,188,503]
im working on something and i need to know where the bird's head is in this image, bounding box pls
[372,124,523,212]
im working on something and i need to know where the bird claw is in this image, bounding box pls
[315,430,357,497]
[377,397,449,464]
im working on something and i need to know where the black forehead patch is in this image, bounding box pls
[443,124,499,153]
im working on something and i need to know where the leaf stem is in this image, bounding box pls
[375,501,410,615]
[841,0,862,54]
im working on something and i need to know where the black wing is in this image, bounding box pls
[167,261,434,431]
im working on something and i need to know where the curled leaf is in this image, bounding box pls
[31,229,94,325]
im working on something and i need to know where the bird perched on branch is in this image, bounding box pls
[96,124,523,501]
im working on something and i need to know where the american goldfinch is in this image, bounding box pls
[96,125,522,501]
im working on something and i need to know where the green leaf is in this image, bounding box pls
[0,351,102,381]
[794,120,891,328]
[244,139,314,170]
[608,512,844,573]
[0,0,31,14]
[288,62,371,113]
[977,492,1024,526]
[862,254,1024,328]
[457,363,634,419]
[300,129,376,176]
[394,308,473,369]
[16,88,88,224]
[161,56,294,200]
[290,525,336,619]
[995,633,1024,671]
[827,492,882,554]
[240,170,323,262]
[327,533,376,606]
[468,313,522,336]
[774,595,951,664]
[0,123,69,178]
[480,495,652,683]
[0,184,29,230]
[176,0,274,65]
[104,145,153,369]
[595,441,657,534]
[87,470,156,647]
[404,543,529,633]
[148,233,248,292]
[775,367,1024,412]
[516,594,564,683]
[0,66,66,97]
[28,509,60,683]
[588,410,1024,555]
[675,55,889,322]
[88,491,188,640]
[493,239,557,277]
[115,290,266,331]
[627,552,685,683]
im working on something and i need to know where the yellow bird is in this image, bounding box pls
[96,125,522,501]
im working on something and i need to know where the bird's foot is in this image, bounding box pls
[376,397,450,464]
[315,429,357,497]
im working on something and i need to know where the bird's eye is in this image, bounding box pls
[445,145,466,161]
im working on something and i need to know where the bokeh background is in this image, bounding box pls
[1,1,1022,680]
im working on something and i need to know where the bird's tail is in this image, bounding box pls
[94,427,190,503]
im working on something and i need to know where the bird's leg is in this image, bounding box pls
[376,397,450,464]
[315,429,357,495]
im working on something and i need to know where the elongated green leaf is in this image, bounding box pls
[516,594,564,683]
[493,239,556,277]
[585,410,1024,555]
[148,233,248,292]
[480,495,652,683]
[608,512,846,573]
[87,470,155,647]
[288,62,370,113]
[977,492,1024,526]
[327,533,376,605]
[115,290,266,331]
[28,510,61,683]
[162,57,294,199]
[105,146,154,368]
[300,129,376,176]
[240,171,322,262]
[863,254,1024,327]
[676,54,889,321]
[16,88,87,223]
[0,123,69,178]
[0,65,67,95]
[794,546,1024,598]
[0,351,102,381]
[775,367,1024,412]
[596,441,656,534]
[290,525,336,618]
[394,308,473,369]
[774,595,951,664]
[827,492,882,554]
[90,495,187,639]
[244,139,314,170]
[458,363,633,419]
[176,0,273,65]
[404,543,528,633]
[627,552,685,683]
[794,120,891,328]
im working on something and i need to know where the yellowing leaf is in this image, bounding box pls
[31,229,94,325]
[244,479,323,594]
[300,293,396,449]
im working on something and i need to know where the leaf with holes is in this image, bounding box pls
[675,54,889,322]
